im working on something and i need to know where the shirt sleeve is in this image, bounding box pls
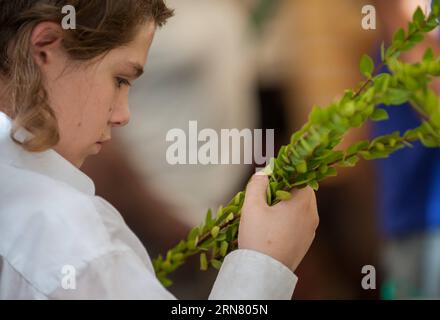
[49,250,176,300]
[49,249,297,300]
[208,249,298,300]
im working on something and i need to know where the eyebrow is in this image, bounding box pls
[127,62,144,78]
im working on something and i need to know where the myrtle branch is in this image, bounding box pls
[153,4,440,287]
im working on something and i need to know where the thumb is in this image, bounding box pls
[243,173,269,208]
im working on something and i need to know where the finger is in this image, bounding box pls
[287,186,315,203]
[243,174,269,208]
[274,186,314,208]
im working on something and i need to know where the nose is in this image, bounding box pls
[109,102,130,127]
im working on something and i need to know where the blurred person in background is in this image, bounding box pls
[267,0,440,299]
[373,0,440,299]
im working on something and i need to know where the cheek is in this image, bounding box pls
[51,70,97,117]
[80,82,118,133]
[52,69,118,139]
[48,78,87,139]
[93,82,118,118]
[81,92,114,130]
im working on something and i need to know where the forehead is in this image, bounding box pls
[106,21,156,66]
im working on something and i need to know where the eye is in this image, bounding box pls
[116,77,132,88]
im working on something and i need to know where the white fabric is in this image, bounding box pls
[0,112,297,300]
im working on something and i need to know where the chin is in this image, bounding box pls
[75,157,86,168]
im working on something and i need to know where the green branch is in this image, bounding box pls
[154,3,440,287]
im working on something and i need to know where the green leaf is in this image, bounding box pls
[266,184,272,204]
[424,19,439,32]
[371,108,389,121]
[425,89,439,114]
[153,256,163,272]
[211,259,223,270]
[275,190,292,201]
[432,111,440,127]
[300,138,313,153]
[393,28,405,43]
[408,33,424,43]
[403,76,419,91]
[418,131,440,147]
[305,170,315,180]
[408,21,418,34]
[296,160,308,173]
[162,260,172,272]
[340,155,359,167]
[172,253,184,263]
[308,180,319,191]
[350,114,364,128]
[374,142,385,151]
[215,233,227,242]
[424,48,434,61]
[216,205,223,218]
[326,167,338,177]
[220,241,229,257]
[233,194,240,206]
[383,88,411,105]
[323,150,344,164]
[187,227,199,241]
[204,208,213,227]
[159,276,173,288]
[413,7,425,26]
[229,225,238,241]
[187,237,198,250]
[225,212,234,223]
[374,73,391,93]
[200,253,208,271]
[310,105,325,123]
[421,122,440,138]
[319,164,328,174]
[262,158,275,175]
[175,240,187,252]
[400,41,417,52]
[433,0,440,16]
[360,54,374,78]
[340,101,356,117]
[199,237,215,250]
[346,140,369,156]
[340,90,354,105]
[386,47,397,60]
[359,149,390,160]
[269,180,278,193]
[211,226,220,239]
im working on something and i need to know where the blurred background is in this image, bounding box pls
[82,0,440,299]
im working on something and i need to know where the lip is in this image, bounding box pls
[94,139,110,153]
[96,138,111,145]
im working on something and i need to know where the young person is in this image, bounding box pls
[0,0,319,299]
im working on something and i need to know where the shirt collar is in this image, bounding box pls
[0,112,95,196]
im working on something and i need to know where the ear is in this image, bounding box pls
[30,22,64,67]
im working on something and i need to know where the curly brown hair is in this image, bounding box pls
[0,0,173,151]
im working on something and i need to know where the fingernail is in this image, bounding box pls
[255,170,267,176]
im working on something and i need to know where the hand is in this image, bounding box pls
[238,174,319,272]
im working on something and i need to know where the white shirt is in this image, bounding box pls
[0,112,297,300]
